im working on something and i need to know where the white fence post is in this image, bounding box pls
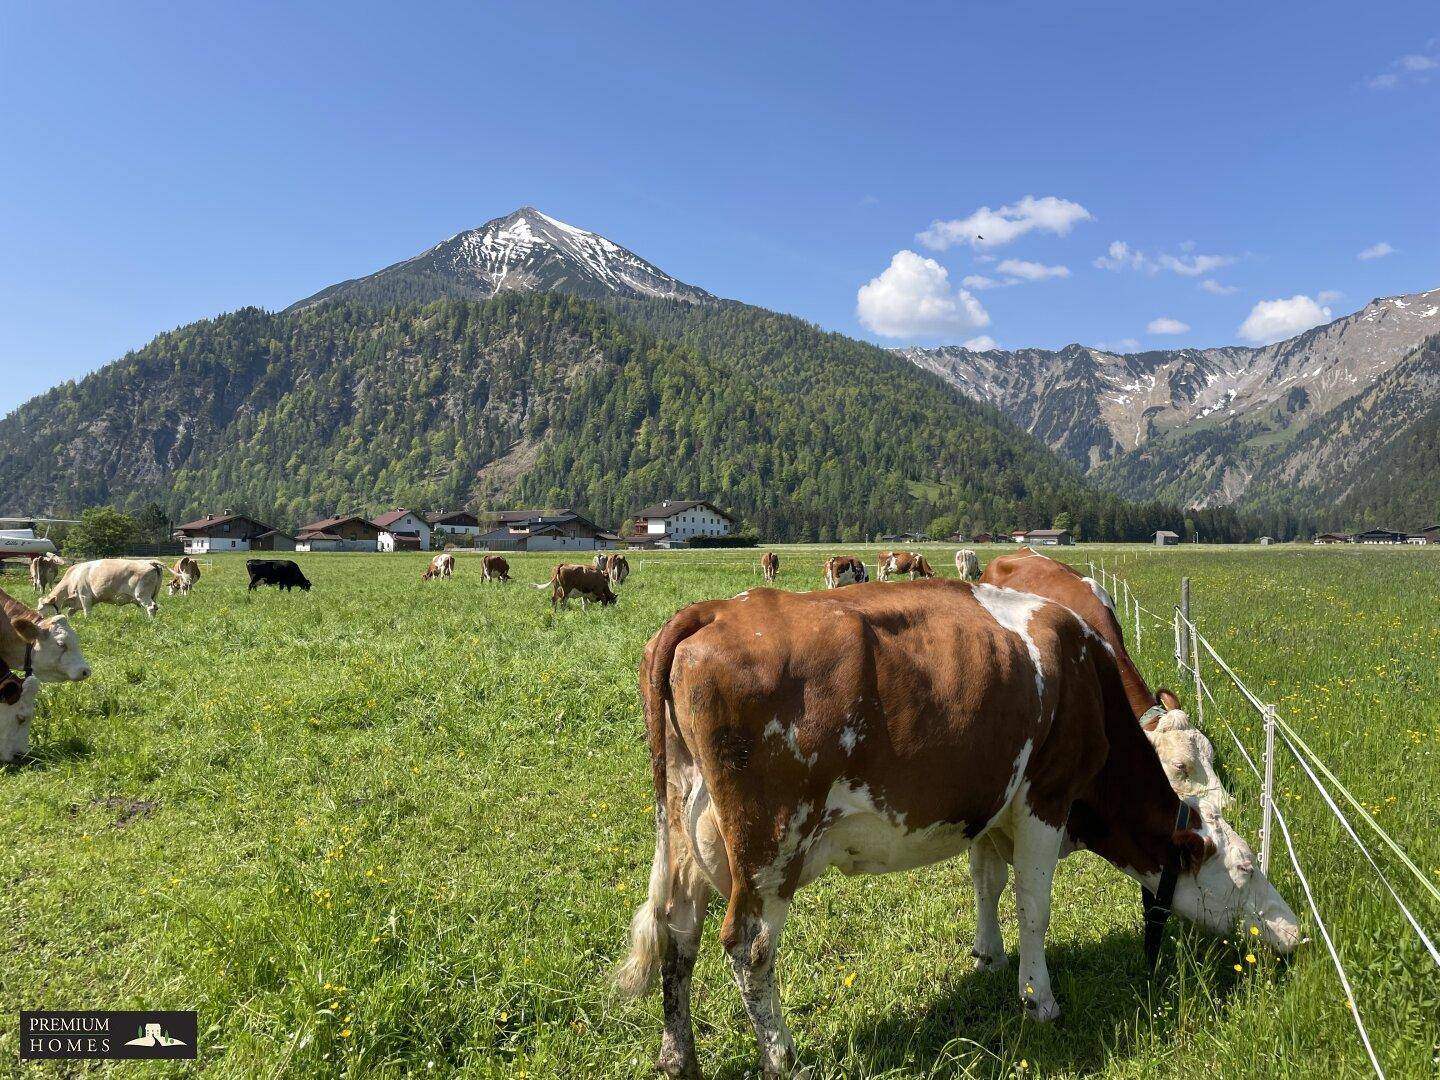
[1261,702,1276,875]
[1189,615,1205,729]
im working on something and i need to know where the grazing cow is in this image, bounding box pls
[422,552,456,581]
[547,563,617,610]
[39,559,177,618]
[616,581,1298,1077]
[593,552,609,571]
[605,553,631,586]
[823,555,868,589]
[28,552,69,594]
[167,556,201,595]
[955,548,981,581]
[879,551,936,581]
[481,554,510,583]
[246,559,311,592]
[0,588,92,762]
[980,548,1229,811]
[760,552,779,584]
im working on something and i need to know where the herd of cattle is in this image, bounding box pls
[3,542,1299,1076]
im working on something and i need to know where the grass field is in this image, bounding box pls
[3,545,1437,1078]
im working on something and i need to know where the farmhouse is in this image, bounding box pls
[970,531,995,544]
[880,531,927,544]
[296,514,383,552]
[1354,528,1406,545]
[1155,530,1180,547]
[372,508,432,552]
[1024,528,1073,547]
[631,500,735,545]
[1008,530,1028,543]
[1313,532,1352,545]
[173,511,278,554]
[424,510,482,539]
[251,529,297,551]
[478,509,607,552]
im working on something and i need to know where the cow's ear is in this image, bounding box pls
[1171,828,1216,871]
[1157,688,1182,711]
[10,615,49,644]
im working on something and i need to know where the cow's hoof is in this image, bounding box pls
[655,1047,701,1079]
[971,948,1007,973]
[1022,995,1060,1023]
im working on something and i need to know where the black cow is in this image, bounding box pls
[246,559,312,592]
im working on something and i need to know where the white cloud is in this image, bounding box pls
[918,195,1093,251]
[1358,241,1395,260]
[1317,289,1344,304]
[1096,240,1235,276]
[962,274,1002,290]
[1367,51,1438,89]
[1200,279,1238,295]
[856,250,990,338]
[1093,240,1146,271]
[1147,316,1190,335]
[963,335,999,351]
[1238,295,1333,344]
[995,258,1070,281]
[1157,253,1235,276]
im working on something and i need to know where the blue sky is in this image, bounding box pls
[3,1,1437,414]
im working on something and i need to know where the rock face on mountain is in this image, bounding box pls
[899,287,1440,506]
[287,207,714,312]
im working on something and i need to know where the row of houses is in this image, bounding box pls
[1314,526,1440,546]
[173,500,737,554]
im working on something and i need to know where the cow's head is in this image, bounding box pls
[1143,703,1233,814]
[1166,807,1299,953]
[11,612,91,683]
[600,584,618,605]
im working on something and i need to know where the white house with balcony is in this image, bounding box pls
[373,508,432,552]
[631,500,735,545]
[172,511,276,554]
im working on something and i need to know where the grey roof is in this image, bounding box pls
[632,500,734,522]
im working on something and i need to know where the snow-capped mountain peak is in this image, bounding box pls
[288,206,713,311]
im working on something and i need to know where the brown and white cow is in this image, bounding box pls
[823,555,867,589]
[29,552,69,594]
[167,556,202,595]
[421,552,456,581]
[616,581,1297,1077]
[0,588,92,762]
[980,548,1230,812]
[605,553,631,586]
[878,551,935,581]
[955,548,981,581]
[760,552,779,584]
[481,554,510,583]
[547,563,617,610]
[39,559,177,618]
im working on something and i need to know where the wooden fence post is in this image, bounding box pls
[1178,577,1191,672]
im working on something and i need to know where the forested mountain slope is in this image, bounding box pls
[0,294,1145,540]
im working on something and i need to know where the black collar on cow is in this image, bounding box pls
[1142,799,1195,972]
[0,644,32,706]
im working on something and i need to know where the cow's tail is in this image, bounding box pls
[614,604,716,999]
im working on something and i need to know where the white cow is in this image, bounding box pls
[29,552,69,594]
[955,548,981,581]
[39,558,176,619]
[1,589,92,762]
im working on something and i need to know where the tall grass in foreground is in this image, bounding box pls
[1,546,1435,1077]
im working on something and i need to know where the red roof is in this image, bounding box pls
[372,508,420,530]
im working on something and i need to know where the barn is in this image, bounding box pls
[1024,528,1073,547]
[479,509,608,552]
[296,514,383,552]
[1155,530,1180,547]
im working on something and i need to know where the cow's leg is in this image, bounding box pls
[1010,811,1064,1021]
[969,834,1009,971]
[722,888,795,1078]
[657,824,712,1079]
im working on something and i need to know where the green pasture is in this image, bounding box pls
[2,545,1436,1077]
